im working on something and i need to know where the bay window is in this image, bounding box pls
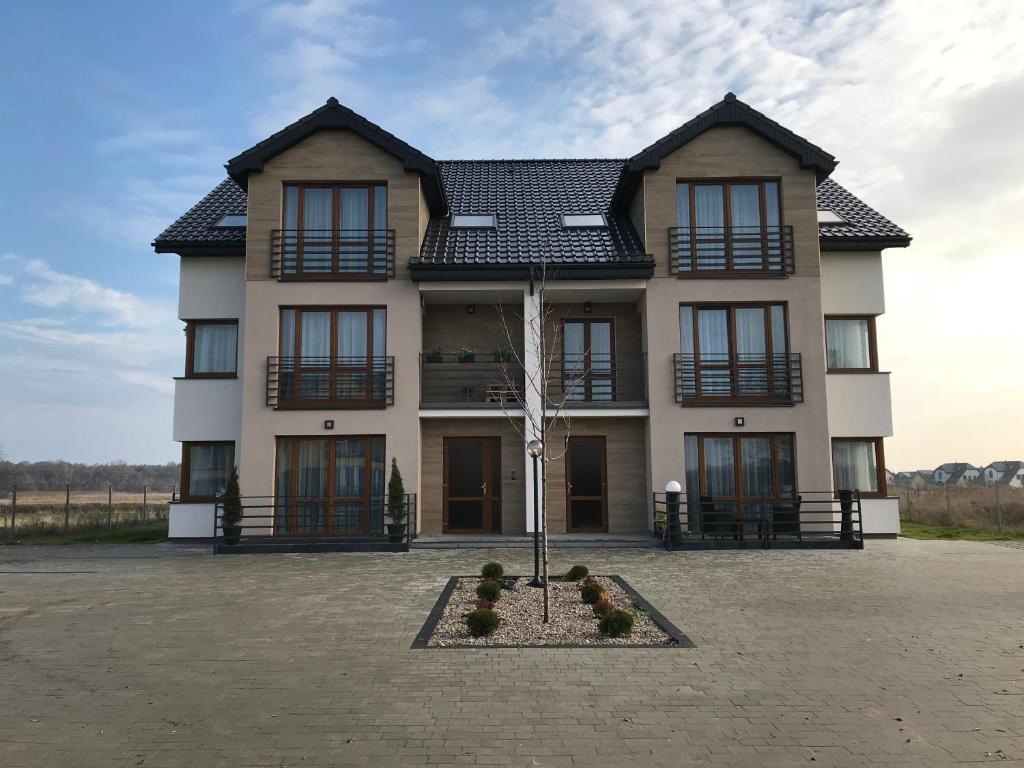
[825,316,877,371]
[832,438,886,496]
[185,320,237,377]
[181,442,234,502]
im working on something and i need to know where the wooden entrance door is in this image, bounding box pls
[566,436,608,532]
[443,437,501,533]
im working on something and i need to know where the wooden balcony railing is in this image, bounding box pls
[270,229,395,279]
[668,225,794,276]
[673,353,803,405]
[266,356,394,409]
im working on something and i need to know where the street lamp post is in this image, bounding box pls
[527,439,544,587]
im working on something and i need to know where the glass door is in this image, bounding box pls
[443,437,501,533]
[566,436,607,532]
[563,319,614,402]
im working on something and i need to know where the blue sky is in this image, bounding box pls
[1,0,1022,468]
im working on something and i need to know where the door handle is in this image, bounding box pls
[481,482,487,494]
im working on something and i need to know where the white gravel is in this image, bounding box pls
[427,575,675,647]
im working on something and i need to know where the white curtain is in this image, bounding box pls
[372,309,386,358]
[735,308,766,359]
[741,437,773,497]
[300,312,330,360]
[193,323,236,373]
[695,185,725,269]
[826,319,870,369]
[302,188,332,272]
[334,439,365,498]
[730,184,761,231]
[189,444,231,497]
[833,441,878,492]
[697,309,729,361]
[337,311,368,360]
[703,437,736,497]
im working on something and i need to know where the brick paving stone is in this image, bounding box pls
[0,539,1022,767]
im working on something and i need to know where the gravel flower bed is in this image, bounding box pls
[426,576,678,647]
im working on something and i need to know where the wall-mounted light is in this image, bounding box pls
[734,417,745,427]
[324,419,335,430]
[466,304,476,315]
[583,301,592,314]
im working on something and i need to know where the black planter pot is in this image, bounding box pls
[386,522,408,544]
[222,525,242,545]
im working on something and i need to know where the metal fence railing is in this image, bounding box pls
[897,484,1024,533]
[0,484,172,540]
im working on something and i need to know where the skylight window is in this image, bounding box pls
[816,209,846,224]
[451,214,496,228]
[214,214,247,228]
[562,213,607,228]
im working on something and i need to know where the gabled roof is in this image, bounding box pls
[153,179,246,256]
[611,92,838,210]
[410,159,652,280]
[225,97,447,214]
[817,179,911,250]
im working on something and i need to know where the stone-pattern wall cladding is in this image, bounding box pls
[636,125,833,515]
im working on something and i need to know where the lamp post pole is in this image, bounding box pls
[527,439,544,587]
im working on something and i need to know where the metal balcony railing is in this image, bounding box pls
[673,353,803,405]
[419,354,525,408]
[270,229,395,279]
[668,225,794,276]
[549,352,648,407]
[266,356,394,408]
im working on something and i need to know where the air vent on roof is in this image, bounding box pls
[451,214,496,228]
[817,209,846,225]
[562,213,607,228]
[214,214,247,228]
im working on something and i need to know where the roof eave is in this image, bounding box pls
[408,260,655,283]
[819,236,912,251]
[152,240,246,257]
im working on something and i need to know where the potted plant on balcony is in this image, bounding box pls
[386,458,408,544]
[425,345,443,363]
[457,346,477,363]
[220,467,243,545]
[494,346,514,363]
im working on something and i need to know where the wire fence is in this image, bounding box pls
[0,485,173,540]
[898,484,1024,533]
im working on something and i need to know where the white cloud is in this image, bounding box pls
[0,274,13,285]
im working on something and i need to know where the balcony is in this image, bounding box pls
[673,353,803,405]
[420,354,525,409]
[549,352,647,408]
[266,356,394,409]
[270,229,395,279]
[668,225,794,277]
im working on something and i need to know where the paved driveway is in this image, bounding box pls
[0,539,1022,767]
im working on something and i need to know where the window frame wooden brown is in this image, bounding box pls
[277,305,387,409]
[180,441,235,503]
[831,437,887,498]
[686,432,798,518]
[679,301,791,402]
[824,315,879,373]
[184,319,238,379]
[280,181,388,280]
[560,317,616,403]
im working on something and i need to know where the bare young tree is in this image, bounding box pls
[491,256,589,623]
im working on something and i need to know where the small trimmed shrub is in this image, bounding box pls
[476,580,501,602]
[592,596,614,617]
[599,609,635,638]
[580,581,606,605]
[565,564,589,581]
[481,562,504,579]
[466,608,500,637]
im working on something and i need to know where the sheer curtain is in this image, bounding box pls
[563,321,585,401]
[694,185,725,269]
[302,188,333,272]
[189,444,231,497]
[340,188,369,272]
[697,309,729,396]
[833,441,878,493]
[300,312,331,399]
[735,308,767,395]
[703,437,736,498]
[373,186,388,274]
[295,439,327,533]
[730,184,761,269]
[193,323,236,373]
[826,319,870,369]
[337,312,368,360]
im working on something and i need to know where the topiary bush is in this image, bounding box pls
[580,581,606,605]
[592,596,614,617]
[565,564,589,581]
[481,562,504,579]
[476,579,501,602]
[599,609,635,638]
[466,608,500,637]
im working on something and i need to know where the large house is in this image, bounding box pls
[933,462,982,486]
[982,461,1024,488]
[154,93,910,542]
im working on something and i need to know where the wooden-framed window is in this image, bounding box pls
[831,437,886,497]
[185,319,237,378]
[278,306,387,406]
[825,315,878,372]
[679,302,790,399]
[281,182,388,277]
[274,436,385,536]
[562,318,615,402]
[684,433,796,520]
[181,441,234,502]
[674,178,785,272]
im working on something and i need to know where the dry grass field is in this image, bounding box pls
[0,490,171,537]
[898,484,1024,533]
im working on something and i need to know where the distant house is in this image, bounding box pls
[982,461,1024,488]
[894,470,930,489]
[934,462,981,486]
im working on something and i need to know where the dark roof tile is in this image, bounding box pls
[817,178,911,249]
[153,179,246,251]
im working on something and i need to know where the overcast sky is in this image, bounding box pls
[0,0,1021,470]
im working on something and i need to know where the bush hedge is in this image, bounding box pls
[580,581,606,604]
[599,609,635,637]
[565,564,589,581]
[466,608,500,637]
[481,562,504,579]
[476,579,501,602]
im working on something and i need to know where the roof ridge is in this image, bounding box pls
[438,158,626,164]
